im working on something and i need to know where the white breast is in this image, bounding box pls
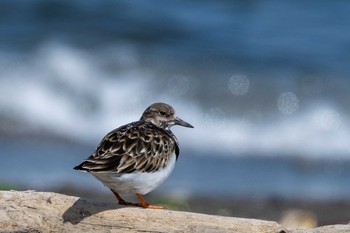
[91,153,177,195]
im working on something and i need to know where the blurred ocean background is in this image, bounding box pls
[1,0,350,225]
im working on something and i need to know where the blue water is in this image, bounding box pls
[1,0,350,73]
[1,0,350,199]
[1,139,350,200]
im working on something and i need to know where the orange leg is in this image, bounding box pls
[110,190,138,206]
[136,193,165,209]
[110,189,165,209]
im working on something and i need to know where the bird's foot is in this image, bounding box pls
[136,193,166,209]
[111,190,139,207]
[137,202,166,209]
[117,199,139,207]
[111,190,166,209]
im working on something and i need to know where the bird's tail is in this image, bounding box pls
[73,162,90,172]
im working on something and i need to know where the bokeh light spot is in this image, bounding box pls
[277,92,299,115]
[315,109,341,131]
[228,74,250,96]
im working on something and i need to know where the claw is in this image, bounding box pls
[111,190,165,209]
[136,193,166,209]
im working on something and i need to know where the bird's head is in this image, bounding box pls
[140,103,194,130]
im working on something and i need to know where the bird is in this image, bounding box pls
[74,102,194,209]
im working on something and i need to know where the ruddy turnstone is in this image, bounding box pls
[74,103,193,209]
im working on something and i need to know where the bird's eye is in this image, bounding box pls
[159,110,166,116]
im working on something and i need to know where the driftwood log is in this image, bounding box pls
[0,191,348,233]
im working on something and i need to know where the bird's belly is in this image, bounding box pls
[92,154,176,195]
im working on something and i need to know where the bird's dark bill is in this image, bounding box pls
[174,117,194,128]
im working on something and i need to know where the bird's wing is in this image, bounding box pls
[74,122,179,173]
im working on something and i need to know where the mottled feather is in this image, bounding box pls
[74,121,179,173]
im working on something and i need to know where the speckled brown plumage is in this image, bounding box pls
[74,102,193,209]
[75,121,179,173]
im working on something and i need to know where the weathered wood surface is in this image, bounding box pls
[0,191,348,233]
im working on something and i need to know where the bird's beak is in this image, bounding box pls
[174,117,194,128]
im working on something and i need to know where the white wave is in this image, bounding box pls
[1,42,350,159]
[184,105,350,159]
